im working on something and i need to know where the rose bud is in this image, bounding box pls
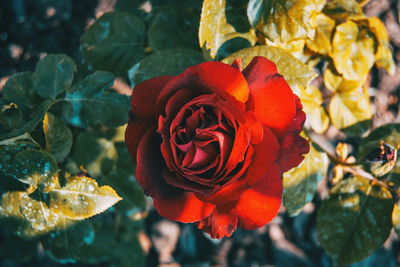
[125,57,309,238]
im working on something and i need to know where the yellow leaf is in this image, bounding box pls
[322,0,363,21]
[329,87,372,132]
[332,20,376,81]
[222,45,317,93]
[248,0,323,43]
[323,63,365,93]
[355,17,395,75]
[0,191,68,237]
[49,176,122,220]
[265,39,306,59]
[306,13,335,56]
[299,85,329,134]
[199,0,256,60]
[310,107,330,134]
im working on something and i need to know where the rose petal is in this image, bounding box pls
[197,127,279,204]
[234,164,282,230]
[131,75,173,123]
[197,204,238,239]
[231,57,242,71]
[136,126,215,222]
[154,191,215,223]
[242,57,295,136]
[157,62,249,118]
[276,95,310,173]
[125,119,150,162]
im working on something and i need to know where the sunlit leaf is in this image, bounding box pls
[265,39,306,59]
[49,176,122,220]
[32,54,76,100]
[81,12,145,76]
[329,87,372,135]
[62,71,129,128]
[300,85,330,133]
[148,8,200,51]
[393,193,400,235]
[222,45,317,93]
[355,17,395,75]
[1,191,66,237]
[332,20,375,81]
[0,144,59,193]
[73,132,118,178]
[323,63,365,93]
[43,112,73,163]
[306,13,335,56]
[317,177,393,266]
[283,142,329,216]
[128,48,204,88]
[247,0,323,43]
[199,0,256,60]
[322,0,363,21]
[41,220,95,263]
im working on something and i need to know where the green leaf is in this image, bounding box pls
[328,88,372,136]
[128,48,204,88]
[0,191,67,237]
[49,176,122,220]
[199,0,256,60]
[317,177,393,266]
[76,217,145,266]
[1,72,37,111]
[393,195,400,235]
[43,112,73,163]
[222,45,317,92]
[32,54,76,100]
[148,8,200,51]
[332,20,376,81]
[0,144,59,193]
[0,104,23,132]
[72,132,118,177]
[322,0,363,21]
[0,234,37,263]
[81,12,145,76]
[247,0,322,43]
[101,169,145,216]
[0,100,53,141]
[62,71,129,128]
[41,220,95,263]
[283,142,329,216]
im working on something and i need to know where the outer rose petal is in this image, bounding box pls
[126,76,173,161]
[197,204,238,239]
[234,164,282,230]
[242,57,295,136]
[276,95,310,173]
[131,75,173,123]
[136,126,215,222]
[125,119,149,162]
[157,62,249,118]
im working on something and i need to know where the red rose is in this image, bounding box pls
[125,57,309,238]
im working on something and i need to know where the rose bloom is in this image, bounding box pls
[125,57,309,238]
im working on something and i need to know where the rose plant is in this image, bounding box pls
[125,56,309,238]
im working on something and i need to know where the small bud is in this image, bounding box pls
[365,142,397,177]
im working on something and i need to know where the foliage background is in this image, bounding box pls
[1,0,400,266]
